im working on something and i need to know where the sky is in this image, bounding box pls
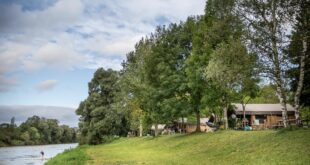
[0,0,206,126]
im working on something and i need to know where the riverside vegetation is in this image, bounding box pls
[0,116,77,147]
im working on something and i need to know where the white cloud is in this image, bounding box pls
[36,79,58,91]
[25,43,87,70]
[0,42,32,74]
[0,0,206,92]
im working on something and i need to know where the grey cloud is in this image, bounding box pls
[0,105,79,127]
[1,0,58,12]
[0,0,84,35]
[0,76,19,92]
[36,79,58,91]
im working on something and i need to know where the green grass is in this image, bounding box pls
[45,145,90,165]
[46,129,310,165]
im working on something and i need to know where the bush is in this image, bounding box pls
[11,140,24,146]
[277,125,308,134]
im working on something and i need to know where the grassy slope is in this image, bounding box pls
[46,129,310,165]
[45,146,90,165]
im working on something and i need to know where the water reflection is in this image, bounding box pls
[0,143,78,165]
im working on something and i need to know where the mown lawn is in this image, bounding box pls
[46,129,310,165]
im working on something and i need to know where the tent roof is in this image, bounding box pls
[234,104,295,115]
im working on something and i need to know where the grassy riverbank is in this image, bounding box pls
[46,129,310,165]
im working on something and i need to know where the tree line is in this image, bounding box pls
[0,116,77,147]
[76,0,309,144]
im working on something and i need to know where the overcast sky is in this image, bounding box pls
[0,0,205,126]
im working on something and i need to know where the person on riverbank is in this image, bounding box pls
[40,150,44,160]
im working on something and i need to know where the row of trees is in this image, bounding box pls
[76,0,309,144]
[0,116,77,147]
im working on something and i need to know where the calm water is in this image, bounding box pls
[0,143,78,165]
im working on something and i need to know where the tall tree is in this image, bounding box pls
[121,38,154,135]
[144,22,194,131]
[287,0,309,123]
[122,21,195,135]
[76,68,128,144]
[188,0,244,130]
[237,0,297,127]
[206,39,258,129]
[185,16,209,132]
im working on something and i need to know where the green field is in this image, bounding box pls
[46,129,310,165]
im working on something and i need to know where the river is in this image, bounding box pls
[0,143,78,165]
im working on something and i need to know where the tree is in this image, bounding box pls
[236,0,298,127]
[28,127,40,144]
[235,76,259,127]
[249,85,279,103]
[20,131,30,143]
[188,0,245,130]
[121,21,194,135]
[76,68,129,144]
[287,0,309,123]
[121,38,153,136]
[144,23,194,133]
[206,39,257,129]
[1,116,76,146]
[300,107,310,125]
[185,16,209,132]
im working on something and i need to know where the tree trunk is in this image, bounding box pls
[139,119,143,137]
[242,103,246,127]
[271,0,288,127]
[294,37,307,124]
[181,116,184,133]
[195,110,201,132]
[154,123,158,137]
[276,85,288,127]
[223,105,228,129]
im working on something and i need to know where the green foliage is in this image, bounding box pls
[205,38,259,110]
[287,0,310,106]
[206,39,256,89]
[20,131,30,142]
[300,106,310,123]
[120,21,196,133]
[0,116,77,147]
[76,68,129,144]
[249,85,280,103]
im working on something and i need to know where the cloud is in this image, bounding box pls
[0,0,205,93]
[36,79,58,91]
[0,42,29,92]
[0,0,84,36]
[0,76,19,92]
[0,105,78,127]
[24,42,87,71]
[0,42,32,74]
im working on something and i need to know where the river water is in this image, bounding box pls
[0,143,78,165]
